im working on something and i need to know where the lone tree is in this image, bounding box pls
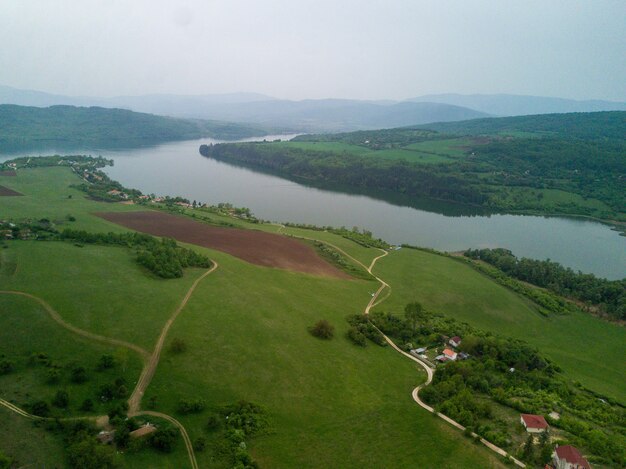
[404,301,425,334]
[309,320,335,339]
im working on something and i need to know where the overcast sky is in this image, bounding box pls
[1,0,624,101]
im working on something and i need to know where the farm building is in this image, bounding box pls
[520,413,549,433]
[552,445,591,469]
[129,423,157,439]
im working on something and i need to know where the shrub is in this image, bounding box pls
[193,436,206,452]
[149,427,178,452]
[80,399,94,411]
[346,327,367,346]
[177,398,206,414]
[52,390,69,408]
[309,319,334,339]
[30,400,50,417]
[70,366,88,383]
[0,359,14,375]
[96,354,115,371]
[169,338,187,354]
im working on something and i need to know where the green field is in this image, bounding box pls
[274,139,463,164]
[1,164,623,467]
[371,248,626,399]
[0,165,508,467]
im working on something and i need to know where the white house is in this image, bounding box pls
[552,445,591,469]
[449,336,462,348]
[520,414,549,433]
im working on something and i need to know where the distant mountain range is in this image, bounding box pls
[408,93,626,116]
[1,85,624,133]
[0,86,486,132]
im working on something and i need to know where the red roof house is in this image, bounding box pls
[442,348,457,361]
[520,414,549,433]
[553,445,591,469]
[449,336,462,348]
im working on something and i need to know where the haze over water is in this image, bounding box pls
[7,138,618,280]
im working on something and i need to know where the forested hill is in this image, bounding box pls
[416,111,626,140]
[200,111,626,222]
[0,104,267,151]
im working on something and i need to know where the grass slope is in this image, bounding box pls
[0,165,506,467]
[145,247,504,468]
[371,248,626,399]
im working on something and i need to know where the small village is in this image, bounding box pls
[407,333,595,468]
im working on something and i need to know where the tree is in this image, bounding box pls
[309,320,334,339]
[96,354,115,371]
[522,433,535,461]
[149,427,178,452]
[404,302,424,334]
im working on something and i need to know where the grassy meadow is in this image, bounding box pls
[2,164,623,467]
[371,248,626,399]
[0,165,509,467]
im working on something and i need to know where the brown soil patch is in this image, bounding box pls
[0,185,22,196]
[96,211,350,279]
[0,170,16,177]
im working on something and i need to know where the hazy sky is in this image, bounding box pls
[1,0,624,101]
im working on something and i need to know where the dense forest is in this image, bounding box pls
[464,248,625,320]
[0,104,267,151]
[200,111,626,221]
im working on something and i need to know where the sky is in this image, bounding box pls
[0,0,625,101]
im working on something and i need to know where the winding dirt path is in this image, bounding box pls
[1,263,217,469]
[127,263,218,414]
[0,290,150,360]
[133,410,199,469]
[363,253,526,468]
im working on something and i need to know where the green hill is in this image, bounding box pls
[200,111,626,222]
[0,104,267,151]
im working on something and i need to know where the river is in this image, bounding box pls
[2,137,624,280]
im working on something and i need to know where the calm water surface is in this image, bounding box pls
[2,137,625,279]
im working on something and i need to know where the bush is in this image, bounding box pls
[149,427,178,453]
[309,319,334,339]
[0,359,14,375]
[71,366,88,383]
[96,354,115,371]
[346,326,367,346]
[80,399,94,411]
[177,398,206,414]
[193,436,206,452]
[52,390,70,408]
[169,338,187,354]
[30,400,50,417]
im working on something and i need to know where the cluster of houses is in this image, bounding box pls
[520,414,591,468]
[435,336,469,363]
[0,221,32,240]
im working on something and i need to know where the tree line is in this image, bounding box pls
[60,229,212,278]
[465,248,625,320]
